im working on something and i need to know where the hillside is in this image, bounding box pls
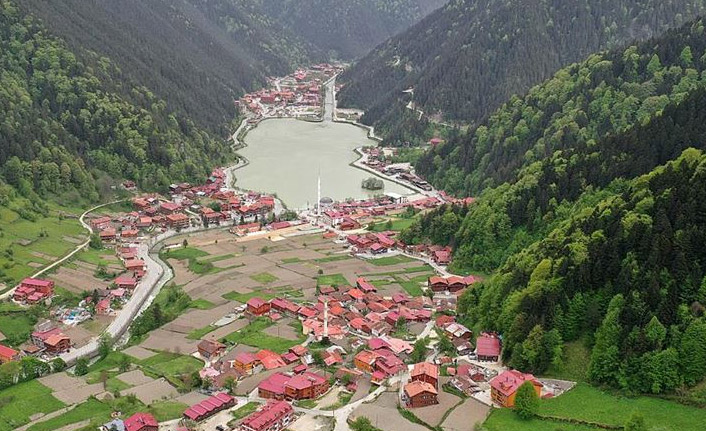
[256,0,447,59]
[338,0,706,142]
[398,18,706,394]
[18,0,318,134]
[0,1,231,204]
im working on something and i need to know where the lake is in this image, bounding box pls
[234,118,412,209]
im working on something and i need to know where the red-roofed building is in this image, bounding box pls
[124,412,158,431]
[411,362,439,389]
[13,278,54,303]
[428,276,448,292]
[490,370,542,407]
[114,275,138,290]
[258,371,328,400]
[183,393,235,422]
[476,333,501,362]
[353,350,378,373]
[403,381,438,408]
[125,259,146,272]
[233,352,259,375]
[166,213,190,228]
[432,249,451,265]
[44,334,71,355]
[240,400,293,431]
[0,345,19,363]
[256,350,286,370]
[198,339,226,360]
[247,297,271,316]
[356,277,376,293]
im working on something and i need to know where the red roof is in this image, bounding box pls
[490,370,542,397]
[476,334,501,357]
[411,362,439,380]
[247,297,268,309]
[241,400,293,431]
[124,413,158,431]
[21,278,53,288]
[0,344,18,360]
[235,352,258,364]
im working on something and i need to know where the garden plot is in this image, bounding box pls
[52,382,107,405]
[38,373,86,393]
[351,393,427,431]
[441,398,490,431]
[175,391,211,406]
[122,345,157,360]
[168,259,202,286]
[411,384,462,426]
[123,378,178,404]
[116,370,154,386]
[263,319,301,341]
[163,303,234,334]
[49,267,111,293]
[205,319,249,341]
[139,328,199,354]
[62,325,95,348]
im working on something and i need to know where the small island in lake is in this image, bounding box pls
[361,177,384,190]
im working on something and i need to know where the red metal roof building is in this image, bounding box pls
[490,370,542,408]
[247,297,271,316]
[240,400,293,431]
[183,392,235,422]
[476,333,502,361]
[0,345,19,363]
[124,412,158,431]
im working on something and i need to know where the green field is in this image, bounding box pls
[26,398,111,431]
[160,247,226,275]
[537,383,706,431]
[222,318,303,353]
[139,352,203,377]
[368,255,416,266]
[0,204,86,289]
[147,400,188,421]
[370,217,416,232]
[189,298,215,310]
[230,402,259,422]
[0,380,66,431]
[0,310,37,347]
[75,247,117,267]
[314,255,352,263]
[250,272,279,284]
[483,409,600,431]
[316,273,350,286]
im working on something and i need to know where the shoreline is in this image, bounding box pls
[224,77,417,206]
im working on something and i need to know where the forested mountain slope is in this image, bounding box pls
[398,18,706,394]
[255,0,447,59]
[338,0,706,140]
[0,1,230,208]
[19,0,318,134]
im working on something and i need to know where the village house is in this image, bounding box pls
[99,227,117,242]
[490,370,543,408]
[258,371,329,400]
[232,352,260,375]
[198,339,226,360]
[13,278,54,304]
[240,400,293,431]
[443,322,473,341]
[124,412,158,431]
[90,216,112,230]
[353,350,378,373]
[182,393,235,422]
[0,345,19,363]
[247,297,271,316]
[410,362,439,389]
[356,277,377,293]
[476,333,502,361]
[403,380,439,408]
[166,213,190,229]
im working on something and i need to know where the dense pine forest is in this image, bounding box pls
[400,18,706,394]
[0,1,231,209]
[338,0,706,143]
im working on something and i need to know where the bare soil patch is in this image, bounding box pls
[124,378,178,404]
[50,267,111,293]
[351,393,427,431]
[116,369,154,386]
[139,328,199,354]
[411,387,461,426]
[289,414,334,431]
[175,391,211,406]
[53,382,107,404]
[38,373,85,392]
[441,398,490,431]
[123,345,157,360]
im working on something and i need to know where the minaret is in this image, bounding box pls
[316,170,322,218]
[322,298,329,343]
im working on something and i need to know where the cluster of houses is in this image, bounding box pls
[240,400,294,431]
[238,63,344,119]
[428,275,481,294]
[12,278,54,304]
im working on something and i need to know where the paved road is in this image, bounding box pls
[323,76,336,122]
